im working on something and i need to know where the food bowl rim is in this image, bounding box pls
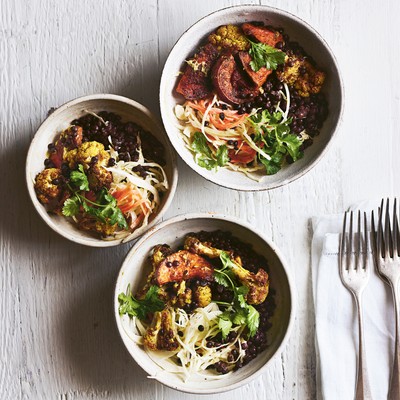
[25,93,178,247]
[159,3,344,192]
[114,212,295,394]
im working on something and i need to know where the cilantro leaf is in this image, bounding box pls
[214,270,231,288]
[216,145,229,167]
[62,196,80,217]
[218,313,233,339]
[191,132,213,158]
[118,285,164,321]
[248,110,303,175]
[232,308,247,325]
[191,132,228,171]
[196,156,217,171]
[214,252,261,338]
[248,40,286,72]
[247,305,260,337]
[70,164,90,191]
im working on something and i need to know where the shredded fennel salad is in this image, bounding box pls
[120,302,247,381]
[174,83,308,181]
[104,145,168,240]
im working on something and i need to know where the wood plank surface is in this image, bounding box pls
[1,0,399,399]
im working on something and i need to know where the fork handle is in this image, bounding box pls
[389,279,400,400]
[354,294,373,400]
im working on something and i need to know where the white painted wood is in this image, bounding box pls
[1,0,399,399]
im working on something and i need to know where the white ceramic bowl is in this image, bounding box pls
[26,94,178,247]
[114,214,294,394]
[160,5,344,191]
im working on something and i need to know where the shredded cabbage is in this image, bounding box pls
[122,303,247,382]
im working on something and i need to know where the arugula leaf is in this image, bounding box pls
[62,196,80,217]
[216,145,229,167]
[118,285,164,321]
[248,40,286,72]
[70,164,90,191]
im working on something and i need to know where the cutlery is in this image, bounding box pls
[339,211,372,400]
[372,198,400,400]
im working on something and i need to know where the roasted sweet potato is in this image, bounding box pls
[238,51,272,87]
[242,23,283,47]
[212,53,258,105]
[176,43,219,100]
[155,250,214,285]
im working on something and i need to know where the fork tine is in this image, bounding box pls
[349,211,354,269]
[356,210,362,270]
[384,198,392,258]
[363,211,369,269]
[377,199,384,258]
[393,198,399,257]
[340,212,347,271]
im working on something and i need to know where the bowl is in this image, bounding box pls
[114,214,294,394]
[26,94,178,247]
[160,5,344,191]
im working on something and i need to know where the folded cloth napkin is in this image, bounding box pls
[312,203,395,400]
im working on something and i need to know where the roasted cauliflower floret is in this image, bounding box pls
[58,126,83,150]
[87,164,113,191]
[208,25,249,51]
[77,216,117,237]
[277,56,325,97]
[64,141,110,169]
[143,308,179,351]
[193,285,212,308]
[175,281,193,308]
[34,168,63,205]
[229,257,269,305]
[184,237,269,305]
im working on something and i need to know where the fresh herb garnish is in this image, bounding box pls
[62,164,128,229]
[69,164,90,191]
[248,40,286,72]
[191,132,228,170]
[249,110,303,175]
[118,285,165,320]
[214,251,260,338]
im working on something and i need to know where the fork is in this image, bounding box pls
[339,211,372,400]
[372,198,400,400]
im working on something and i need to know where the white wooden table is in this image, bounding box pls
[1,0,399,398]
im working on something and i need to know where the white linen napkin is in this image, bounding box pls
[311,203,395,400]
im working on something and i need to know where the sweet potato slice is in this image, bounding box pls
[238,51,272,87]
[212,53,258,105]
[155,250,214,285]
[176,43,219,100]
[242,23,283,47]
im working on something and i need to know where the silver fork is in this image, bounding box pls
[372,198,400,400]
[339,211,372,400]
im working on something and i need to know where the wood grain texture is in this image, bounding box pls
[1,0,399,399]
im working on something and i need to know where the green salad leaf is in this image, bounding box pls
[248,40,286,72]
[190,132,228,171]
[249,110,303,175]
[70,164,90,191]
[62,164,128,229]
[118,285,165,321]
[214,251,261,339]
